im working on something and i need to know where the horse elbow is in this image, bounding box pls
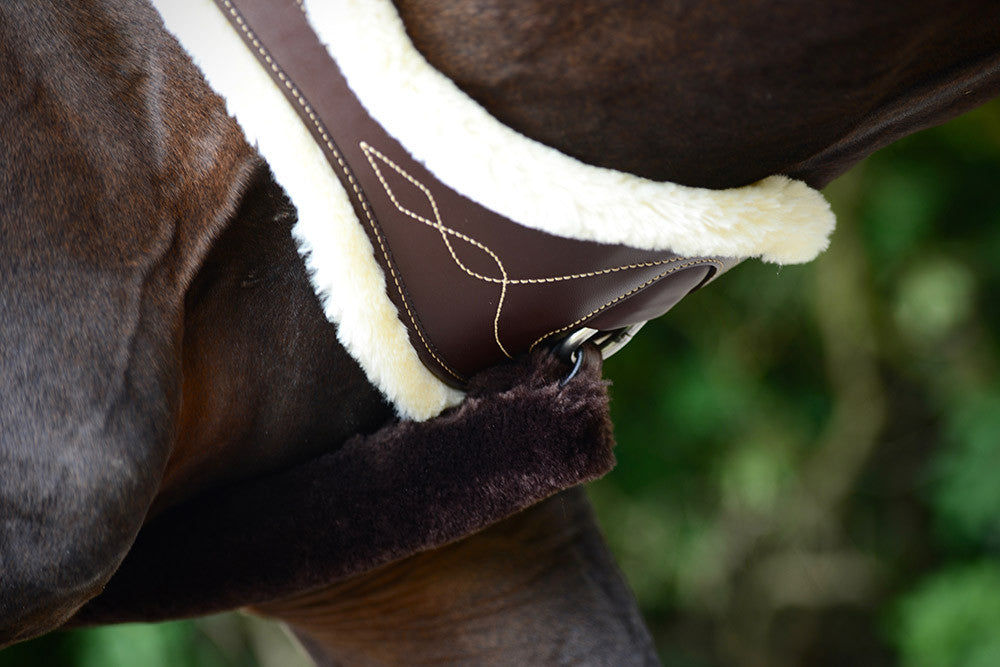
[0,455,151,647]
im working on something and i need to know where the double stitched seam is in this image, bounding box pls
[360,142,699,361]
[219,0,465,382]
[361,145,692,284]
[239,0,724,377]
[528,258,725,351]
[361,143,514,358]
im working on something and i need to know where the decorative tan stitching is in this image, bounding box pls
[359,142,705,360]
[219,0,465,382]
[359,144,693,284]
[360,143,513,358]
[528,258,724,351]
[231,0,725,379]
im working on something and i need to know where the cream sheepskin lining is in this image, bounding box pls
[154,0,835,421]
[153,0,464,420]
[303,0,835,265]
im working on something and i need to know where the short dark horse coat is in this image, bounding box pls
[3,0,1000,663]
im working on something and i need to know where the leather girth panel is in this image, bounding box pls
[216,0,733,387]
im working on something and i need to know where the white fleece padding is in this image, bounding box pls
[155,0,835,422]
[303,0,835,265]
[153,0,465,421]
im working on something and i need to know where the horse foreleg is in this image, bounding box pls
[256,487,658,666]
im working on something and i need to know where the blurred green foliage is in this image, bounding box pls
[3,102,999,667]
[0,614,310,667]
[594,99,1000,665]
[891,561,1000,667]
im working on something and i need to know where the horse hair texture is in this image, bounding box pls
[69,347,615,624]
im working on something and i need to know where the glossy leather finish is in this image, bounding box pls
[217,0,734,385]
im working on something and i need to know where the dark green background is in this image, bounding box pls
[4,100,1000,666]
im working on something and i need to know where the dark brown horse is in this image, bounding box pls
[2,0,1000,663]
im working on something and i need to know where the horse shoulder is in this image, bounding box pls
[0,0,253,645]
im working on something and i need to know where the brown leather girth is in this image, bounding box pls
[214,0,736,387]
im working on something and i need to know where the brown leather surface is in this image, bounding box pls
[216,0,735,386]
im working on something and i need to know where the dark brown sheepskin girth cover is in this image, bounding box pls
[71,349,615,623]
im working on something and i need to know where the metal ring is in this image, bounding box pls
[558,347,585,388]
[555,327,599,365]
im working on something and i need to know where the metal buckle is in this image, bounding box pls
[554,323,645,386]
[554,322,647,365]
